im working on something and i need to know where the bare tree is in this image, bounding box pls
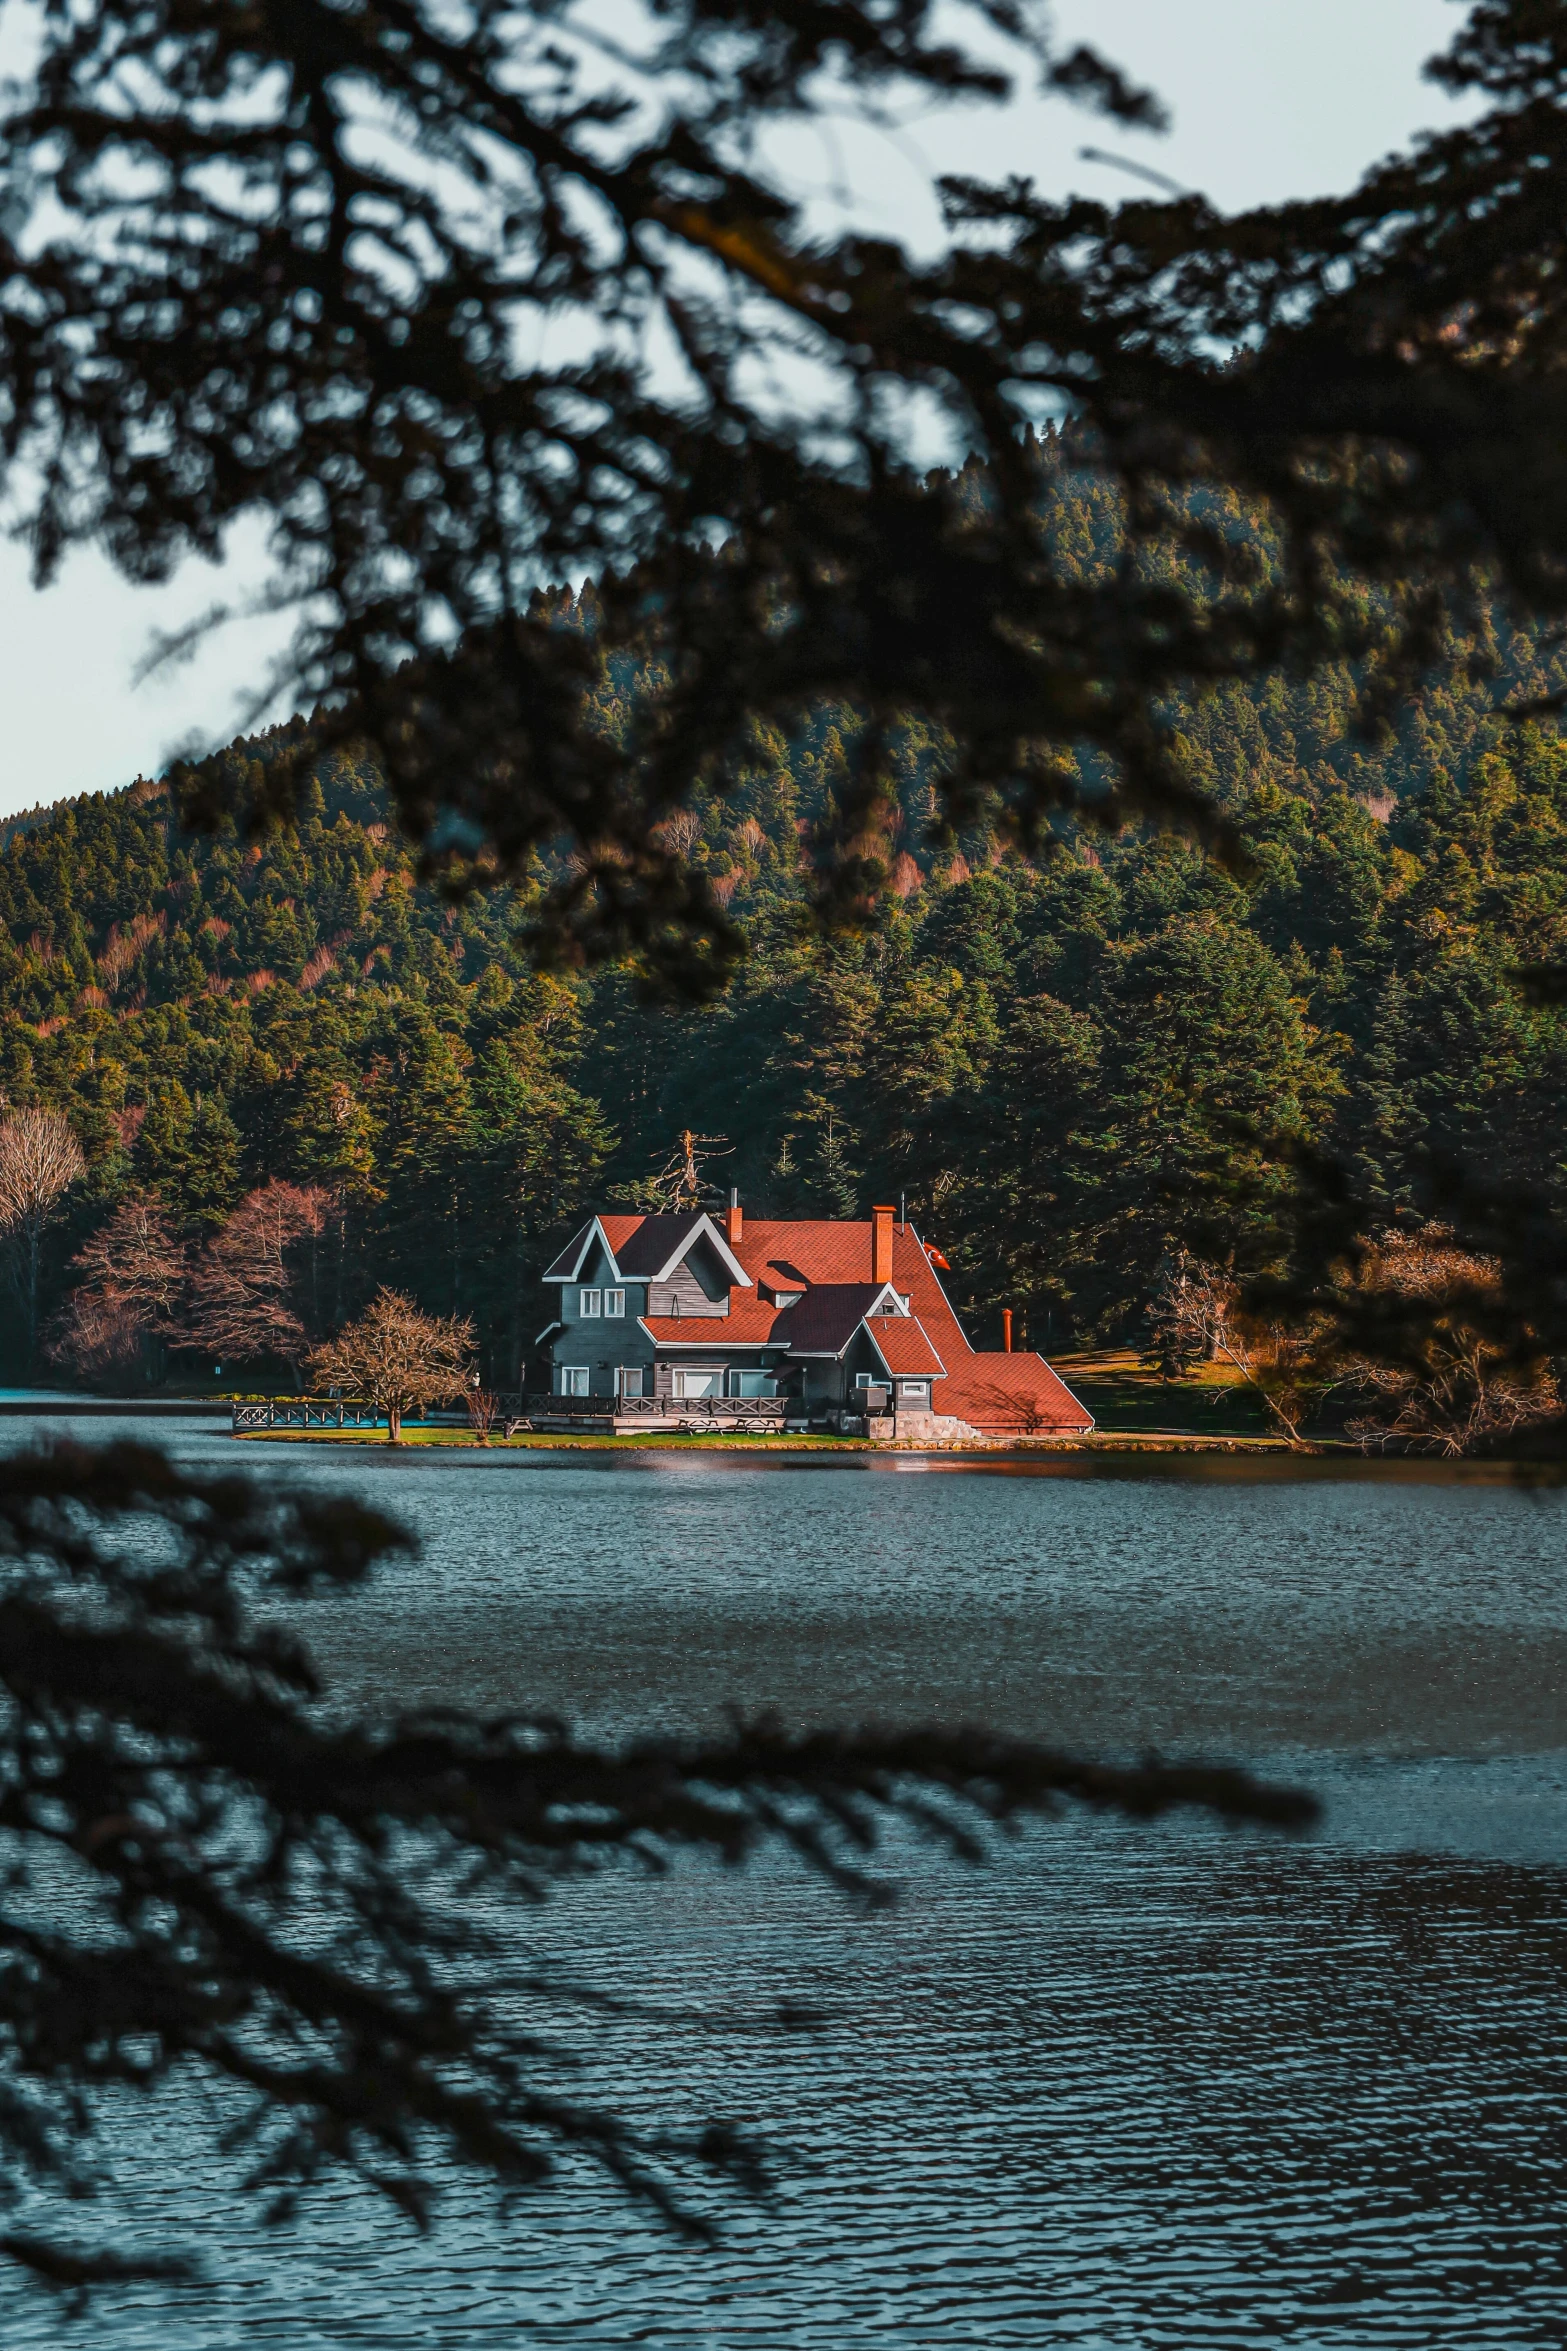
[1335,1227,1561,1457]
[49,1195,186,1383]
[1144,1251,1323,1446]
[310,1289,474,1441]
[186,1182,330,1376]
[0,1110,87,1371]
[465,1378,500,1446]
[657,1130,733,1211]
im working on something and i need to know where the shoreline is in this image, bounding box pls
[10,1402,1556,1474]
[222,1428,1567,1478]
[229,1426,1302,1455]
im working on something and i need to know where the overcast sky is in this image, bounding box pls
[0,0,1477,819]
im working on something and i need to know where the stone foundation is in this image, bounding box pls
[873,1408,983,1447]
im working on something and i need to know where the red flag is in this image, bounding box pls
[924,1242,951,1270]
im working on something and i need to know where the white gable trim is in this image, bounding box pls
[652,1213,752,1288]
[542,1217,621,1284]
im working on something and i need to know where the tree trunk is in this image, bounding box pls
[23,1216,40,1378]
[387,1402,402,1444]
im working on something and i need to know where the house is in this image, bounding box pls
[531,1198,1093,1443]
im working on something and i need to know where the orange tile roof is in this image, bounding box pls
[639,1293,785,1346]
[734,1219,882,1288]
[740,1215,1089,1425]
[938,1353,1094,1433]
[865,1317,946,1376]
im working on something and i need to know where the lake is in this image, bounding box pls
[1,1418,1564,2346]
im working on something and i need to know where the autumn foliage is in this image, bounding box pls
[308,1289,474,1441]
[0,1109,85,1367]
[50,1180,330,1383]
[185,1181,330,1368]
[49,1194,184,1377]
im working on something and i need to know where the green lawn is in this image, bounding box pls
[1052,1350,1277,1439]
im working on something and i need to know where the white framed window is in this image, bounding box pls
[674,1370,719,1399]
[578,1288,602,1318]
[899,1381,929,1399]
[619,1366,644,1398]
[604,1288,625,1317]
[559,1366,589,1397]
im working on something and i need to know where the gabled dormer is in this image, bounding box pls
[543,1210,751,1321]
[648,1227,738,1318]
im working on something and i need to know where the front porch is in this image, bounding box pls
[515,1392,800,1435]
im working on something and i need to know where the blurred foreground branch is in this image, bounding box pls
[0,1440,1315,2294]
[8,5,1567,981]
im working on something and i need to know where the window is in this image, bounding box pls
[725,1370,777,1398]
[619,1367,644,1398]
[673,1370,719,1399]
[604,1288,625,1317]
[579,1288,602,1318]
[899,1381,929,1400]
[559,1366,589,1397]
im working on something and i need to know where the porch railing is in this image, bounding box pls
[518,1392,791,1425]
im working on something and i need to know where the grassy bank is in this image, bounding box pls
[232,1425,1305,1457]
[1050,1349,1275,1439]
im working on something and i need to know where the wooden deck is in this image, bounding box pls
[511,1393,796,1435]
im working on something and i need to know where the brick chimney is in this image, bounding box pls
[726,1187,743,1247]
[1001,1308,1013,1353]
[872,1204,894,1286]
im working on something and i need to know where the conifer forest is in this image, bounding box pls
[3,448,1565,1396]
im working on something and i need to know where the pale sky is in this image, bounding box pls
[0,0,1476,819]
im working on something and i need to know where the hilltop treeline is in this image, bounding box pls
[3,470,1567,1380]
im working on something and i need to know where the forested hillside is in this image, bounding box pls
[4,465,1567,1385]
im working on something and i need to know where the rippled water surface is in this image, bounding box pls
[2,1420,1565,2346]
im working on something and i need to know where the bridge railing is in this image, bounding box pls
[231,1399,389,1432]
